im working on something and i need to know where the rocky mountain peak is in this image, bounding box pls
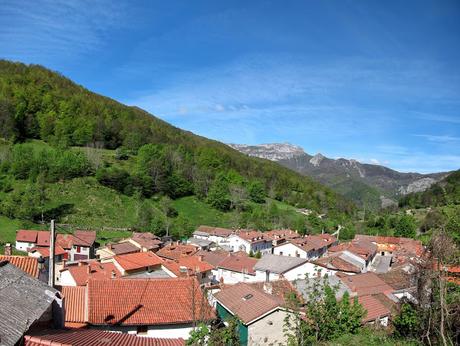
[309,153,325,167]
[228,142,305,161]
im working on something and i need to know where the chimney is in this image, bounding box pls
[108,244,112,250]
[111,270,116,279]
[263,282,273,295]
[198,255,204,262]
[4,243,12,256]
[87,265,91,275]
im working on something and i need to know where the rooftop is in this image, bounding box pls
[25,329,185,346]
[131,232,163,250]
[214,283,283,324]
[195,225,234,237]
[0,255,39,278]
[339,272,394,296]
[162,255,215,277]
[218,254,258,275]
[105,241,141,256]
[87,278,214,325]
[254,254,307,274]
[113,252,163,271]
[0,261,60,346]
[61,261,121,285]
[156,243,198,261]
[358,294,392,323]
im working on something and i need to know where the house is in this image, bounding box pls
[338,272,394,297]
[358,294,393,326]
[215,254,259,284]
[59,260,122,286]
[16,229,97,261]
[264,229,301,246]
[68,230,97,261]
[227,230,272,255]
[253,254,312,282]
[0,261,63,345]
[213,282,290,345]
[328,239,377,266]
[96,241,141,260]
[273,234,337,259]
[353,235,423,264]
[314,250,368,275]
[161,255,215,284]
[128,232,163,252]
[156,243,199,261]
[60,278,214,339]
[15,229,50,251]
[187,237,215,251]
[25,329,185,346]
[110,251,164,276]
[192,225,234,245]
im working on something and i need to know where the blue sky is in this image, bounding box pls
[1,0,459,173]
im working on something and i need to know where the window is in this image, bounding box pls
[279,251,283,256]
[136,325,148,335]
[76,246,81,253]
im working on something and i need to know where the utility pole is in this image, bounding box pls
[48,219,55,287]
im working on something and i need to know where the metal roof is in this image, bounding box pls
[254,254,308,274]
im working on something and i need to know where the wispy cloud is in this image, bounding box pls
[0,0,124,65]
[413,134,460,142]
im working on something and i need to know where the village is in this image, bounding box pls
[2,223,456,346]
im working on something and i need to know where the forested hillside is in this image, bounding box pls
[0,60,355,243]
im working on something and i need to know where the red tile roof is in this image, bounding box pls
[358,295,391,323]
[218,254,258,275]
[61,286,87,325]
[24,329,185,346]
[29,245,67,257]
[214,283,283,324]
[114,252,163,271]
[162,255,214,277]
[106,241,141,255]
[61,261,121,285]
[87,278,214,325]
[339,272,394,296]
[131,232,163,250]
[156,243,198,260]
[73,230,97,246]
[195,250,229,267]
[235,230,268,244]
[56,234,74,249]
[264,229,300,241]
[36,231,51,246]
[329,241,376,261]
[315,253,362,273]
[0,255,39,277]
[16,229,42,243]
[196,225,234,237]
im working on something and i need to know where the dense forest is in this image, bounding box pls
[0,60,356,241]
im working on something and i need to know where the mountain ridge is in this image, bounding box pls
[229,143,449,209]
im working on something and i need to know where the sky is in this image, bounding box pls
[1,0,459,173]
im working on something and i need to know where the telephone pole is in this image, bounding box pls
[48,219,55,287]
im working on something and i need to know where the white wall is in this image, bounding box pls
[59,270,77,286]
[228,235,272,255]
[16,240,35,252]
[273,243,308,258]
[248,310,290,346]
[95,324,194,340]
[216,268,258,284]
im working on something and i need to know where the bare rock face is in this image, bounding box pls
[398,178,437,195]
[228,143,304,161]
[309,153,325,167]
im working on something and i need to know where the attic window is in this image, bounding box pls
[243,294,253,301]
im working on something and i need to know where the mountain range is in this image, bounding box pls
[229,143,449,209]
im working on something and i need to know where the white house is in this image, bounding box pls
[215,254,259,284]
[214,282,291,345]
[192,225,234,246]
[253,254,314,282]
[227,231,272,255]
[273,234,337,259]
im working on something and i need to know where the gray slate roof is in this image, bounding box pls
[0,261,60,346]
[188,237,214,247]
[254,254,307,274]
[294,274,353,301]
